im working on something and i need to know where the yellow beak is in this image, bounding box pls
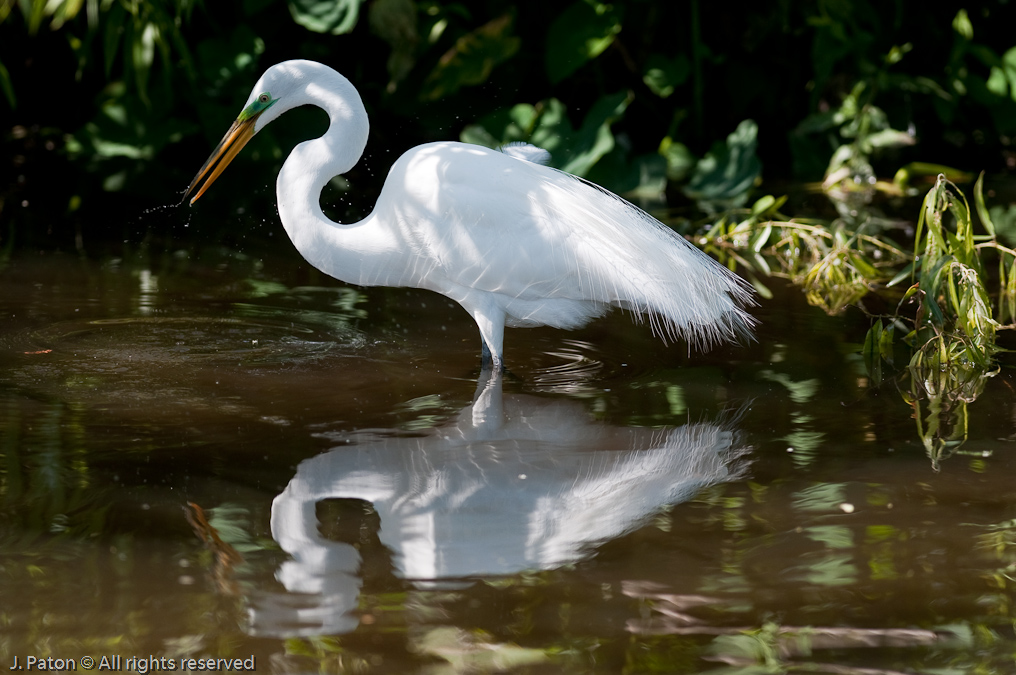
[183,116,258,205]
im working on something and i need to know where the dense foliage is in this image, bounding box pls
[3,0,1016,249]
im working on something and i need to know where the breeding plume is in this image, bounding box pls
[184,60,755,369]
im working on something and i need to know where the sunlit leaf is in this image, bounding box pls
[747,272,773,299]
[1003,46,1016,102]
[952,9,973,40]
[750,195,775,217]
[743,251,769,277]
[288,0,364,35]
[863,127,915,149]
[551,90,630,176]
[683,119,762,213]
[659,136,695,182]
[749,223,771,252]
[545,0,621,83]
[132,21,158,105]
[0,59,14,107]
[986,66,1009,97]
[849,252,879,279]
[465,91,630,179]
[642,53,690,98]
[421,14,519,100]
[973,172,995,237]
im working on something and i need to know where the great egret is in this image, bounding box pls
[184,60,755,369]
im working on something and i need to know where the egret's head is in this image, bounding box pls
[243,60,322,132]
[183,60,356,205]
[183,64,301,205]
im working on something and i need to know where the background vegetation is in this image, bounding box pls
[3,0,1016,252]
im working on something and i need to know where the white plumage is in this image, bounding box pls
[185,60,756,368]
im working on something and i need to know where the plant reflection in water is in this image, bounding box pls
[250,369,750,637]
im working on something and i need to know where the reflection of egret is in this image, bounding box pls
[185,60,755,369]
[251,370,749,637]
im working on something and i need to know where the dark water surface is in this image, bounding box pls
[2,246,1015,673]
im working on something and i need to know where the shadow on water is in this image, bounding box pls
[1,250,1016,672]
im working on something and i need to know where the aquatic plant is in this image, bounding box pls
[701,193,910,313]
[703,172,1014,468]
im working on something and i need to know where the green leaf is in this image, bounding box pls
[132,21,157,105]
[879,322,895,365]
[1004,46,1016,102]
[682,119,762,212]
[103,2,126,79]
[987,66,1009,97]
[462,92,629,178]
[850,252,879,279]
[552,90,630,176]
[642,53,690,98]
[195,25,266,94]
[586,148,667,198]
[459,124,499,149]
[749,223,772,253]
[952,9,973,40]
[973,172,995,237]
[545,0,621,83]
[887,263,916,288]
[750,195,776,217]
[421,14,519,100]
[0,59,14,108]
[989,203,1016,246]
[70,86,197,187]
[288,0,364,35]
[864,323,886,374]
[794,109,842,135]
[864,127,915,150]
[750,252,772,277]
[461,102,542,150]
[659,137,695,182]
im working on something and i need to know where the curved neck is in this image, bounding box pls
[274,66,396,285]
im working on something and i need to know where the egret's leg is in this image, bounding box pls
[469,303,505,372]
[481,340,495,370]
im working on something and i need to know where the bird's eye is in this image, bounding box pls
[258,93,270,103]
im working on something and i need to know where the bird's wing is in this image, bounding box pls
[381,142,755,346]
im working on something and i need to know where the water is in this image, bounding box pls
[1,245,1015,673]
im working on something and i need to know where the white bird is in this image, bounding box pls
[184,60,755,369]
